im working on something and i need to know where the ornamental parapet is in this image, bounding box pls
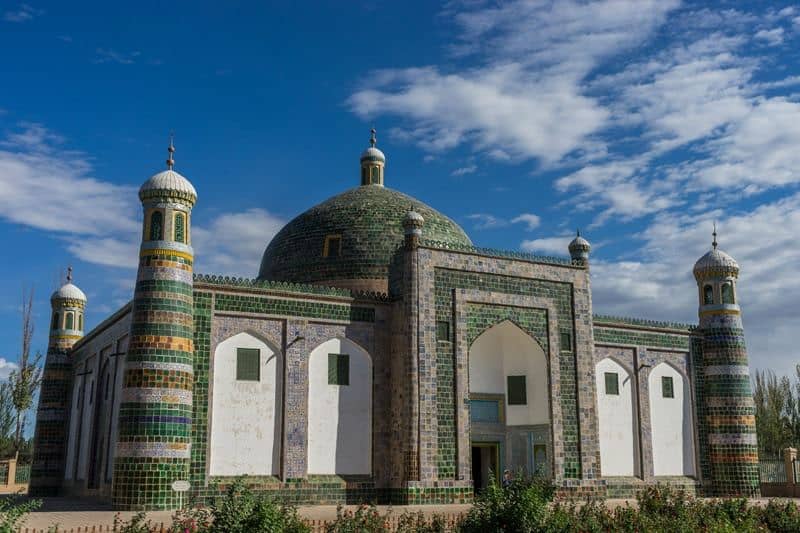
[418,238,576,267]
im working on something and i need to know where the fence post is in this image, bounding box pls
[783,447,797,486]
[6,458,15,489]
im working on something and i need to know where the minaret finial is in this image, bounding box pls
[576,228,581,237]
[712,222,718,250]
[370,128,377,148]
[66,266,73,283]
[166,133,175,170]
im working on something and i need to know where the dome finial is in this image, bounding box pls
[166,132,175,170]
[66,266,73,283]
[370,128,377,148]
[712,222,718,250]
[576,228,580,237]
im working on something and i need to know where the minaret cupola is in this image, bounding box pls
[693,225,740,311]
[568,230,591,265]
[360,128,386,186]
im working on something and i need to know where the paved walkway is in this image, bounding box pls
[19,499,473,530]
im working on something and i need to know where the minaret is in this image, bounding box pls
[112,138,197,510]
[30,268,87,496]
[360,128,386,186]
[693,227,760,497]
[568,230,591,266]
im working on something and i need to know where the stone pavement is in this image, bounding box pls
[19,499,473,531]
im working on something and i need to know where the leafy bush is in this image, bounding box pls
[395,511,446,533]
[325,504,386,532]
[0,496,40,533]
[459,473,554,532]
[205,479,309,533]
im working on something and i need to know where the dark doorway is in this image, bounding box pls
[471,443,499,493]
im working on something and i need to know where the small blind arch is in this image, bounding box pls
[721,282,735,304]
[65,312,74,330]
[703,284,714,305]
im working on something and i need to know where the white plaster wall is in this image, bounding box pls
[307,338,372,475]
[649,363,695,476]
[595,358,637,476]
[469,321,548,426]
[210,332,281,476]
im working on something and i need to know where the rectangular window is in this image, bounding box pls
[604,372,619,395]
[470,399,501,423]
[436,320,450,342]
[323,235,342,258]
[662,376,675,398]
[174,212,185,243]
[236,348,260,381]
[328,353,350,385]
[507,375,527,405]
[560,331,572,352]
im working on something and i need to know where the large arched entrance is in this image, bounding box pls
[468,320,550,490]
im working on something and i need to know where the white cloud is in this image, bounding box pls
[754,27,785,46]
[451,165,476,176]
[0,358,18,380]
[192,209,285,277]
[348,0,680,165]
[0,122,284,278]
[466,213,508,230]
[520,235,572,255]
[3,4,43,22]
[510,213,540,231]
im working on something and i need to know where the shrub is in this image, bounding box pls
[395,511,446,533]
[0,496,40,533]
[325,504,386,532]
[459,473,554,533]
[207,479,309,533]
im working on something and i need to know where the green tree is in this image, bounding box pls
[7,288,42,457]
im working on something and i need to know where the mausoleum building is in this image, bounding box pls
[29,133,760,509]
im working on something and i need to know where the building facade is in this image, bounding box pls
[30,134,760,509]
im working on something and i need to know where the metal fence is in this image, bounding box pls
[0,462,8,485]
[759,459,787,483]
[15,463,31,484]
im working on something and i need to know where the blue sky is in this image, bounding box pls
[1,0,799,381]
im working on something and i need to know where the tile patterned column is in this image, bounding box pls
[30,275,86,495]
[112,146,198,510]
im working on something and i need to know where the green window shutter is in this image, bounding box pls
[328,354,350,385]
[662,376,674,398]
[236,348,260,381]
[721,283,734,304]
[507,375,527,405]
[560,331,572,352]
[436,321,450,342]
[604,372,619,395]
[65,312,74,330]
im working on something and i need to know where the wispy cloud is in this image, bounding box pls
[510,213,540,231]
[94,48,141,65]
[3,4,43,23]
[466,213,507,230]
[451,165,477,176]
[0,358,18,380]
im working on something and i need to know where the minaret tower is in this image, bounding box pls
[568,230,591,266]
[360,128,386,186]
[30,268,86,496]
[693,227,760,497]
[112,138,197,510]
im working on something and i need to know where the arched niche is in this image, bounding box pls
[649,362,695,476]
[595,358,638,476]
[469,320,549,426]
[307,337,372,475]
[210,331,281,476]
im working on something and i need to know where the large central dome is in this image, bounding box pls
[257,184,472,292]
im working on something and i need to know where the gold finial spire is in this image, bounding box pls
[66,266,73,283]
[166,133,175,170]
[369,128,377,148]
[712,222,718,250]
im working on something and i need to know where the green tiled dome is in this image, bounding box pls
[258,185,471,291]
